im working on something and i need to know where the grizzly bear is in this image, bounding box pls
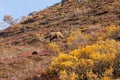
[45,31,64,41]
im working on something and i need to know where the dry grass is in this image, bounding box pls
[0,0,120,80]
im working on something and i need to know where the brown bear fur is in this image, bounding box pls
[45,31,63,41]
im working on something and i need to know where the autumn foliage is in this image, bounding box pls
[49,39,120,80]
[45,24,120,80]
[0,0,120,79]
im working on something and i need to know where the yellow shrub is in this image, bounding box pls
[69,72,78,80]
[59,70,68,80]
[46,42,60,54]
[66,30,91,50]
[49,39,119,80]
[102,77,111,80]
[104,66,113,77]
[95,25,120,41]
[50,53,78,72]
[106,24,119,34]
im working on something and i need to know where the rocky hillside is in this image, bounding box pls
[0,0,120,46]
[0,0,120,80]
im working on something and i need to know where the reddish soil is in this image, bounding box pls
[0,49,56,80]
[0,49,49,64]
[0,0,119,79]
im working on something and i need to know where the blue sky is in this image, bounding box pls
[0,0,61,30]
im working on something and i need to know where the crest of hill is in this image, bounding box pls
[0,0,120,45]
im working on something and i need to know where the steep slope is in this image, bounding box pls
[0,0,120,46]
[0,0,120,80]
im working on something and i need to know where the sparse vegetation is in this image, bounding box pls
[46,42,61,54]
[3,15,16,25]
[66,29,90,50]
[0,0,120,80]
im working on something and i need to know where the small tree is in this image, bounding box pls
[3,15,15,25]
